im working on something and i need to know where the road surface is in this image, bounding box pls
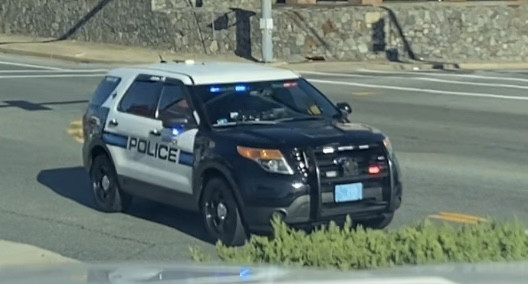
[0,54,526,262]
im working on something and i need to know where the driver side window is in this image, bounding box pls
[156,83,196,125]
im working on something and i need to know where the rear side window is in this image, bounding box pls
[89,76,121,106]
[118,80,162,118]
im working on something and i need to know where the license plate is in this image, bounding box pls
[335,183,363,203]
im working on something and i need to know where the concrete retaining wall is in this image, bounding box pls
[0,0,527,62]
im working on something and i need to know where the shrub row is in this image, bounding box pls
[211,217,528,270]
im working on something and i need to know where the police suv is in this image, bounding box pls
[82,60,403,246]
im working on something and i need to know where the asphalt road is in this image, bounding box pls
[0,54,526,262]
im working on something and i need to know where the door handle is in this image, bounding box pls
[108,119,118,127]
[149,129,161,136]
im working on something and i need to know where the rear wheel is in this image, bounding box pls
[356,212,394,230]
[90,155,132,213]
[201,178,247,246]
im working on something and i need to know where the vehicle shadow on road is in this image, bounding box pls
[37,166,212,243]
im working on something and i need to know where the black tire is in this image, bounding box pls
[90,155,132,213]
[201,177,247,246]
[356,212,394,230]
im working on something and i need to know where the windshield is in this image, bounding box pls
[192,78,340,127]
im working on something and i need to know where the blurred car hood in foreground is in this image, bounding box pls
[1,261,527,284]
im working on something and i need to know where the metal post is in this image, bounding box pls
[260,0,273,62]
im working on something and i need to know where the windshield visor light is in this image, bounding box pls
[210,85,248,93]
[235,85,247,92]
[237,146,294,175]
[283,81,298,88]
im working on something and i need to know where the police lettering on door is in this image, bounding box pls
[128,137,178,163]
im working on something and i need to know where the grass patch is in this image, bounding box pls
[191,216,528,270]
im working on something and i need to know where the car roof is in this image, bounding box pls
[115,61,300,85]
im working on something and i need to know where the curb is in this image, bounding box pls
[0,46,152,65]
[3,44,527,71]
[0,45,435,71]
[0,240,79,267]
[285,61,440,72]
[456,62,528,70]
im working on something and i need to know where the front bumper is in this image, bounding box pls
[234,142,403,233]
[244,191,400,233]
[242,164,403,233]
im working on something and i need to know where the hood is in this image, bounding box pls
[216,120,386,148]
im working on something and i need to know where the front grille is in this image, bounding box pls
[312,143,390,211]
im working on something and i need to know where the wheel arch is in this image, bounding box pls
[87,143,115,172]
[196,163,245,212]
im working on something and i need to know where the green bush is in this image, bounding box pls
[212,216,528,270]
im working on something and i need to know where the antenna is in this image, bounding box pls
[158,54,167,63]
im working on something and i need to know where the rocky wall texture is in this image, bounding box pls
[387,3,528,62]
[0,0,527,62]
[151,0,267,9]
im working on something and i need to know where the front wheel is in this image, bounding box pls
[201,178,247,246]
[90,155,132,213]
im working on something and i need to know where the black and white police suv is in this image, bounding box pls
[82,60,403,246]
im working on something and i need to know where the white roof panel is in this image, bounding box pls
[144,61,300,85]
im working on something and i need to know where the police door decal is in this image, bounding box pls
[127,136,179,164]
[126,128,198,167]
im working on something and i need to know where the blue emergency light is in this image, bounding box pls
[209,84,248,93]
[235,85,247,92]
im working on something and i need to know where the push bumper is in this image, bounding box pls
[243,182,402,233]
[234,145,403,233]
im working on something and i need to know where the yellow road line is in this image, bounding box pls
[69,120,83,127]
[67,118,84,144]
[429,215,479,224]
[428,211,487,224]
[438,211,487,222]
[66,128,80,135]
[353,91,376,96]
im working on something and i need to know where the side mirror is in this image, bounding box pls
[160,116,197,142]
[336,102,352,114]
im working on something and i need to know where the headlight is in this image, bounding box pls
[383,136,393,155]
[237,146,294,175]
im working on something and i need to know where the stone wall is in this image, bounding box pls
[0,0,527,62]
[151,0,266,9]
[271,6,386,61]
[387,3,528,62]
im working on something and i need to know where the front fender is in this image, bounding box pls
[82,137,114,172]
[194,157,246,210]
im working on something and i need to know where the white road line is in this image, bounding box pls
[309,79,528,101]
[0,74,105,79]
[356,68,528,84]
[0,69,108,74]
[300,70,528,90]
[0,60,65,71]
[282,277,460,284]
